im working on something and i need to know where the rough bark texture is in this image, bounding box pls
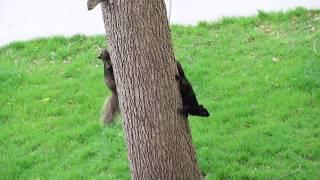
[99,0,202,179]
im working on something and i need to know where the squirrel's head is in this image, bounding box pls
[98,49,112,68]
[98,49,111,62]
[198,105,209,117]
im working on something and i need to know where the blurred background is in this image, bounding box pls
[0,0,319,46]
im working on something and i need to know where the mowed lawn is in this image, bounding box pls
[0,8,320,179]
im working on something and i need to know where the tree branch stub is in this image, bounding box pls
[87,0,106,10]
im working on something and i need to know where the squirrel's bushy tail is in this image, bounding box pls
[101,93,120,125]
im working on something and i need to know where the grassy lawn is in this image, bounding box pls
[1,7,320,179]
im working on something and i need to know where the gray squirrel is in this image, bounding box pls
[98,49,119,124]
[98,49,209,125]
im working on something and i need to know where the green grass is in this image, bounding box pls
[1,7,320,179]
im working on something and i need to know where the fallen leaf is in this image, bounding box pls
[32,60,40,65]
[41,98,50,103]
[272,57,280,63]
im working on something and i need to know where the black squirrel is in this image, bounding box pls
[98,48,208,124]
[98,49,120,124]
[175,61,209,118]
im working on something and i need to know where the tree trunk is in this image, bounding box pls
[96,0,202,179]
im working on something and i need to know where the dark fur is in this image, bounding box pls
[98,49,120,125]
[175,61,209,118]
[98,49,116,92]
[98,49,208,122]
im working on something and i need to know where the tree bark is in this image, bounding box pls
[95,0,202,179]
